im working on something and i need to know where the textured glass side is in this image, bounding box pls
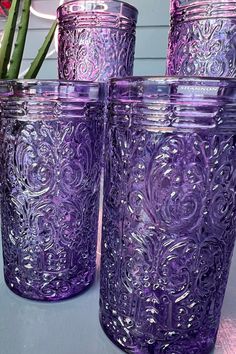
[167,1,236,77]
[57,2,137,81]
[167,18,236,77]
[100,93,236,353]
[1,96,104,301]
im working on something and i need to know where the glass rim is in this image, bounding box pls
[108,76,236,130]
[57,0,138,18]
[171,0,231,6]
[109,75,236,85]
[0,79,105,101]
[108,76,236,102]
[0,79,105,86]
[170,0,236,20]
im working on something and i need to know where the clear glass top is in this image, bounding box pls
[109,76,236,103]
[108,76,236,130]
[172,0,232,7]
[0,80,105,121]
[57,0,138,21]
[171,0,236,19]
[0,80,105,102]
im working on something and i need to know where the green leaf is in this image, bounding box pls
[7,0,31,79]
[0,0,20,78]
[24,21,57,79]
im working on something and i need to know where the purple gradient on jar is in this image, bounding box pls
[0,80,105,301]
[57,0,138,82]
[167,1,236,77]
[100,77,236,353]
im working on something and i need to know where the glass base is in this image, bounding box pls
[4,271,95,302]
[100,313,216,354]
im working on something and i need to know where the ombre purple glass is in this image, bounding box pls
[167,0,236,77]
[57,0,138,82]
[0,80,105,301]
[100,77,236,353]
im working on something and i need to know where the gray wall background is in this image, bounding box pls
[9,0,170,78]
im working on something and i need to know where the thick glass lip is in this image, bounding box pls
[170,0,236,20]
[109,76,236,102]
[0,79,105,101]
[172,0,230,7]
[110,75,236,84]
[57,0,138,21]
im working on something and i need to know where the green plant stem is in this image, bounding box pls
[7,0,31,79]
[24,21,57,79]
[0,0,20,78]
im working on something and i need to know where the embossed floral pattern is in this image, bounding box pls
[100,101,236,353]
[58,14,137,81]
[167,18,236,77]
[1,96,104,301]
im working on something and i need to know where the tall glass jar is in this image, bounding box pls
[100,77,236,353]
[167,0,236,77]
[0,80,105,301]
[57,0,138,82]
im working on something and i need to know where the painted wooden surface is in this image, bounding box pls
[0,0,170,78]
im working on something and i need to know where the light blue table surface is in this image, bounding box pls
[0,246,235,354]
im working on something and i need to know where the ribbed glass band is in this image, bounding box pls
[57,0,138,29]
[108,77,236,131]
[0,80,105,121]
[171,0,236,21]
[58,13,136,31]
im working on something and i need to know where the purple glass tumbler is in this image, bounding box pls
[0,80,105,301]
[167,0,236,77]
[57,0,138,82]
[100,77,236,353]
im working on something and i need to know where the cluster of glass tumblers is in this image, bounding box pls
[1,1,236,354]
